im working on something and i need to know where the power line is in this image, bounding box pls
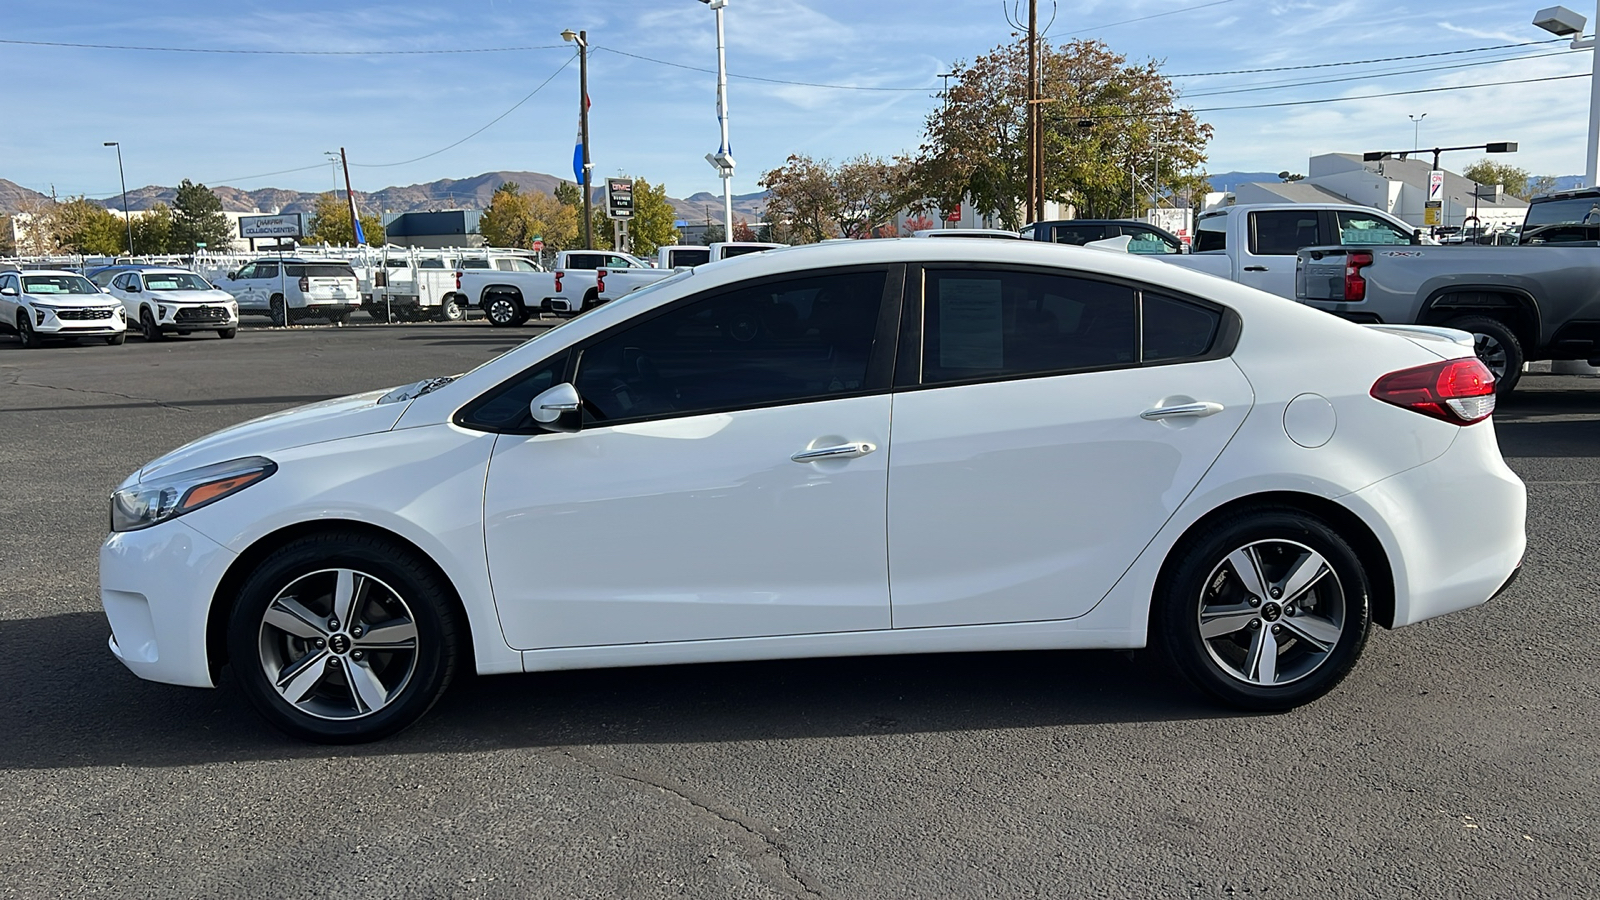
[1181,48,1577,98]
[592,46,933,92]
[1170,38,1570,78]
[0,38,565,55]
[1064,0,1243,36]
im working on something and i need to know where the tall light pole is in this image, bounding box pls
[1533,4,1600,186]
[700,0,735,242]
[562,28,594,249]
[1409,113,1427,151]
[103,141,133,255]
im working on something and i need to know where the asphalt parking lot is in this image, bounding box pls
[2,322,1597,899]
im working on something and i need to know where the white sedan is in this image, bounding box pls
[99,239,1526,742]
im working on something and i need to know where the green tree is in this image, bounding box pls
[51,197,125,254]
[621,177,679,256]
[305,192,385,246]
[910,38,1211,226]
[170,179,234,252]
[479,182,577,250]
[1462,160,1532,200]
[132,202,173,254]
[1528,175,1559,198]
[553,180,582,208]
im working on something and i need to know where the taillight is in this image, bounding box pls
[454,271,462,290]
[597,269,607,294]
[554,271,564,292]
[298,276,309,292]
[1371,357,1496,425]
[1344,250,1373,302]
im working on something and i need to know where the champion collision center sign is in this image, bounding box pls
[239,213,305,239]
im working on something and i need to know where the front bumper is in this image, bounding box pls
[35,308,126,335]
[157,303,238,331]
[100,519,238,688]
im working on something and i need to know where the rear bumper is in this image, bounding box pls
[1345,420,1526,627]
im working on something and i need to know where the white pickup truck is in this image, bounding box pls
[463,249,653,327]
[362,250,540,322]
[1157,204,1424,299]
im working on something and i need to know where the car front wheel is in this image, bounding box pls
[484,294,524,327]
[1154,509,1370,711]
[227,532,462,743]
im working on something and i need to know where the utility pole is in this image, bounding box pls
[563,29,594,249]
[103,142,133,255]
[1025,0,1038,225]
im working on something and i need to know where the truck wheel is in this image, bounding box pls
[484,294,524,327]
[1446,316,1522,394]
[581,289,600,312]
[270,295,288,327]
[368,305,391,324]
[437,297,464,322]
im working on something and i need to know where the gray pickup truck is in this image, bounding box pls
[1295,188,1600,392]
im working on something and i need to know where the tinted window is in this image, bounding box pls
[576,269,888,423]
[1251,210,1323,256]
[459,356,565,432]
[1049,224,1109,245]
[718,246,769,259]
[1195,215,1227,252]
[1143,294,1221,362]
[921,270,1136,384]
[1523,195,1600,228]
[666,249,711,267]
[1337,212,1412,245]
[565,254,602,270]
[254,263,278,279]
[90,269,120,287]
[460,259,492,269]
[287,265,354,278]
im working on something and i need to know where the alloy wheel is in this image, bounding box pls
[486,296,518,326]
[1473,332,1508,380]
[257,568,420,720]
[1196,539,1346,687]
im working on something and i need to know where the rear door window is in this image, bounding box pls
[1194,215,1227,252]
[1337,212,1413,245]
[1250,210,1324,256]
[1122,227,1180,255]
[1048,223,1110,246]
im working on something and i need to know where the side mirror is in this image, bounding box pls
[228,271,239,280]
[529,382,582,433]
[102,287,114,294]
[127,283,141,292]
[0,287,15,296]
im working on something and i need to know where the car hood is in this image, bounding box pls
[148,289,235,304]
[30,295,121,308]
[135,387,411,484]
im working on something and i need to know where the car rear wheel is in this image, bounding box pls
[484,294,524,327]
[227,531,462,743]
[270,295,288,327]
[1446,316,1522,394]
[1154,509,1371,711]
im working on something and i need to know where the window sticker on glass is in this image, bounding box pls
[937,278,1004,369]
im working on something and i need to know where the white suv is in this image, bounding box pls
[213,258,360,326]
[90,266,239,341]
[0,269,127,347]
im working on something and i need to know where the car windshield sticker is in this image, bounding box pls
[938,277,1004,369]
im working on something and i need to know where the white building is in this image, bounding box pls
[1219,153,1529,231]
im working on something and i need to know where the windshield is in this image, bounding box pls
[144,272,213,291]
[719,246,770,258]
[1524,196,1600,228]
[23,275,99,295]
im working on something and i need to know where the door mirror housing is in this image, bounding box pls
[529,382,583,433]
[102,287,113,294]
[0,286,15,296]
[228,271,239,280]
[127,283,141,292]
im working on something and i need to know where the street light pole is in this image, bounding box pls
[562,29,594,249]
[103,141,133,255]
[1532,3,1600,186]
[701,0,735,242]
[1409,113,1427,151]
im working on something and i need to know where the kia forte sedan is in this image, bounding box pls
[100,240,1526,742]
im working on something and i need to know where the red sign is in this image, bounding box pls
[944,204,962,222]
[532,240,545,252]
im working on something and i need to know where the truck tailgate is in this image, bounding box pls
[1296,247,1351,300]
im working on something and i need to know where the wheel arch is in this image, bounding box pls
[1420,287,1540,353]
[205,519,475,682]
[1155,491,1397,630]
[478,284,525,304]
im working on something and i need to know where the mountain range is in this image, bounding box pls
[0,173,770,224]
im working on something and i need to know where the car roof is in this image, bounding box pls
[15,269,90,278]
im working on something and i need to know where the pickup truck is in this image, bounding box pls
[461,250,653,326]
[362,250,540,322]
[1158,204,1425,299]
[1295,188,1600,393]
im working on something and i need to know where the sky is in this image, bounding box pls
[1,0,1593,205]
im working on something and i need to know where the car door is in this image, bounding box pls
[480,266,902,650]
[887,266,1253,629]
[1239,209,1324,297]
[0,273,18,327]
[226,264,258,309]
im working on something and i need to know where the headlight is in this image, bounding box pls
[110,456,277,532]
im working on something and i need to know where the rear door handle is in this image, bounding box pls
[1242,265,1269,272]
[791,441,876,463]
[1141,402,1224,420]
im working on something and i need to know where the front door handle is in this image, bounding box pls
[1242,265,1268,272]
[791,441,876,463]
[1141,402,1224,421]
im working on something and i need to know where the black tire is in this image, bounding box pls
[1154,508,1371,711]
[368,305,391,324]
[334,312,352,326]
[437,296,464,322]
[270,295,288,327]
[226,531,462,743]
[140,307,165,342]
[218,328,237,340]
[105,331,125,346]
[581,288,599,312]
[1445,315,1522,394]
[484,293,525,327]
[17,313,38,348]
